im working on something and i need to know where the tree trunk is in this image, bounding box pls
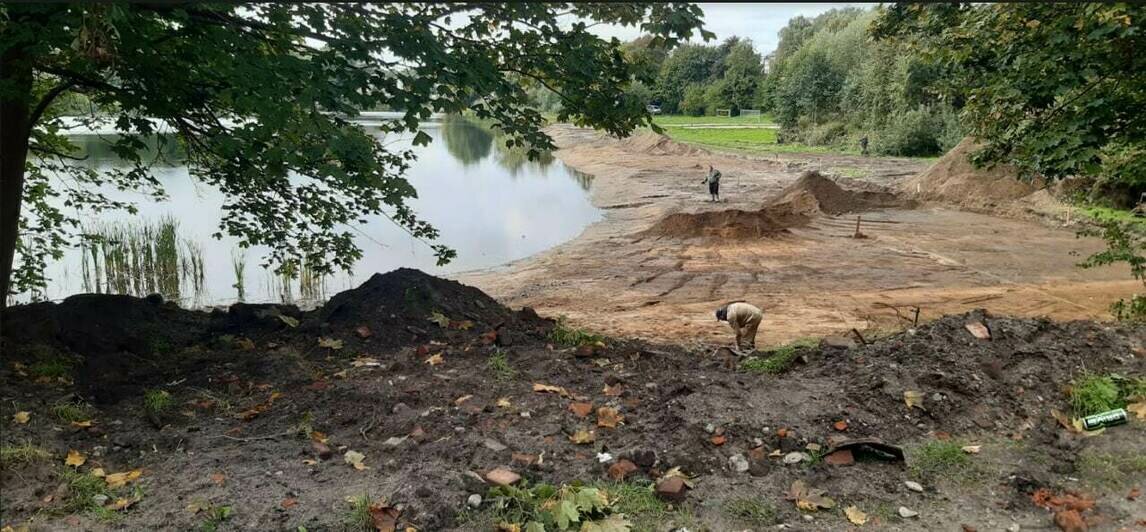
[0,45,33,306]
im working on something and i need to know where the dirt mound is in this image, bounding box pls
[643,209,807,239]
[904,137,1045,208]
[620,132,708,156]
[769,171,907,216]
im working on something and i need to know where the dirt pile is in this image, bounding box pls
[903,137,1044,208]
[619,132,709,156]
[769,171,907,216]
[644,208,806,239]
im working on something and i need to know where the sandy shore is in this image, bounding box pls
[458,125,1138,345]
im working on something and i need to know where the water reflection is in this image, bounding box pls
[30,116,601,307]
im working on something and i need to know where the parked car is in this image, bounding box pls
[646,104,662,115]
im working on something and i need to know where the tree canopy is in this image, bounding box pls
[0,3,709,301]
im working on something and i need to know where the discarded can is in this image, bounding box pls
[1082,408,1128,431]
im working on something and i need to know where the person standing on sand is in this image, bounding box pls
[702,164,722,202]
[715,301,763,353]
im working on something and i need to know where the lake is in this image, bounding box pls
[29,116,601,307]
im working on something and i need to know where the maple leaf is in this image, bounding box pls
[596,407,624,428]
[568,402,594,418]
[533,383,573,398]
[65,449,86,468]
[368,501,400,532]
[344,450,368,470]
[569,429,596,444]
[496,397,512,408]
[105,470,142,489]
[845,505,868,525]
[428,311,450,328]
[13,411,30,424]
[425,353,444,366]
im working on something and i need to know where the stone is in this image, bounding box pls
[383,436,409,447]
[391,403,411,415]
[704,423,716,434]
[483,438,508,452]
[608,460,638,481]
[748,446,767,462]
[630,449,656,468]
[729,454,749,473]
[1052,510,1085,532]
[819,335,857,350]
[484,468,521,487]
[904,480,924,493]
[311,441,333,460]
[1006,524,1021,532]
[655,476,687,503]
[898,507,919,518]
[782,452,809,465]
[824,449,855,466]
[467,494,482,508]
[575,345,596,358]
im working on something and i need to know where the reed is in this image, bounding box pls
[79,216,205,303]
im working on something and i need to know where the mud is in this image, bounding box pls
[459,127,1140,345]
[2,274,1144,531]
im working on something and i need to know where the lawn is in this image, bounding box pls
[663,126,860,156]
[652,113,775,127]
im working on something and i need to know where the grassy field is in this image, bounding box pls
[662,126,862,156]
[652,114,775,127]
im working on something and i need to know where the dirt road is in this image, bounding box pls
[460,126,1139,345]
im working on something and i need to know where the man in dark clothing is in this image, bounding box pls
[702,164,722,202]
[860,136,869,156]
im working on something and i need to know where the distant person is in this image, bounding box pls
[715,301,763,353]
[702,164,722,202]
[860,135,869,156]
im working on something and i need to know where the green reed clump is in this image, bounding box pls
[79,216,205,303]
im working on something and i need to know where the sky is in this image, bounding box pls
[587,3,878,56]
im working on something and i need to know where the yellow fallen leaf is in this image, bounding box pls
[318,337,344,350]
[302,459,317,466]
[352,462,367,471]
[961,445,981,454]
[596,407,624,428]
[1127,402,1146,419]
[797,499,819,511]
[454,395,473,405]
[332,369,349,379]
[65,449,86,468]
[569,429,596,444]
[91,468,106,477]
[532,383,572,398]
[845,505,868,525]
[71,420,93,428]
[13,411,30,424]
[236,337,256,350]
[310,431,329,444]
[351,357,381,367]
[106,497,136,511]
[424,353,443,366]
[496,397,512,408]
[105,469,142,489]
[903,390,925,410]
[344,450,368,470]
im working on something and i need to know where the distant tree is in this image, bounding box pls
[680,84,708,116]
[0,3,710,301]
[718,39,763,111]
[655,43,720,113]
[620,35,670,84]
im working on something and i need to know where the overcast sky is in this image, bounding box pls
[588,3,878,56]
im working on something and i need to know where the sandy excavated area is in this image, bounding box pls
[460,126,1139,345]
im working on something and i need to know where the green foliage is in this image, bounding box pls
[1077,219,1146,321]
[1077,451,1146,488]
[872,3,1146,197]
[487,349,517,382]
[485,483,630,531]
[680,84,708,116]
[741,338,817,375]
[58,468,116,517]
[1070,373,1144,416]
[655,44,722,114]
[908,440,971,482]
[549,317,605,347]
[723,498,778,525]
[29,358,74,379]
[199,504,234,532]
[343,495,373,531]
[51,401,92,423]
[0,442,52,467]
[143,389,173,415]
[4,4,710,298]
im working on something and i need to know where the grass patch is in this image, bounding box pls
[1076,451,1146,488]
[0,442,52,467]
[549,317,604,347]
[29,358,75,379]
[723,498,778,525]
[828,166,871,179]
[58,469,118,519]
[908,440,972,482]
[487,349,517,382]
[344,494,373,531]
[52,401,93,423]
[1069,373,1144,417]
[464,481,684,531]
[1077,204,1146,232]
[199,504,234,532]
[740,338,817,375]
[143,389,173,416]
[653,113,776,126]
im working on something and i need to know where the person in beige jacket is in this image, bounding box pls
[715,301,763,353]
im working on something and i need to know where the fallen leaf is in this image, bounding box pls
[710,434,726,446]
[833,420,848,431]
[776,427,789,438]
[1128,487,1140,501]
[210,472,225,485]
[91,468,106,477]
[454,320,475,330]
[310,431,329,444]
[281,498,298,509]
[425,353,443,366]
[1127,402,1146,419]
[344,450,368,470]
[597,407,624,428]
[186,499,208,514]
[569,429,596,444]
[235,337,256,350]
[13,411,30,424]
[354,325,373,338]
[351,357,381,367]
[318,337,344,350]
[333,369,349,379]
[302,459,317,466]
[105,469,142,489]
[71,420,93,428]
[568,402,593,418]
[278,315,299,328]
[961,445,981,454]
[903,390,925,410]
[845,505,868,525]
[532,383,572,399]
[659,466,696,488]
[106,497,137,511]
[786,480,835,511]
[496,397,512,408]
[769,449,782,457]
[603,384,622,397]
[368,501,400,532]
[65,449,86,468]
[454,395,473,406]
[428,311,450,328]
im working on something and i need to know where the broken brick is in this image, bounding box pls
[824,449,854,466]
[607,460,638,481]
[1053,510,1086,532]
[655,476,687,503]
[484,468,521,487]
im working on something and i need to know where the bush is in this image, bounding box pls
[872,107,941,157]
[680,84,708,116]
[804,120,848,146]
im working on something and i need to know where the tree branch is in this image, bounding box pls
[25,81,77,135]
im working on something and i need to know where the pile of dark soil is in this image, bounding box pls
[2,271,1143,531]
[645,171,909,240]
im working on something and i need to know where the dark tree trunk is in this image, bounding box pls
[0,45,33,306]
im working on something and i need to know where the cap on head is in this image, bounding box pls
[715,306,727,321]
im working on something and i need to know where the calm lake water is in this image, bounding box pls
[34,117,600,306]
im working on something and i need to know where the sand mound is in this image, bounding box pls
[903,137,1043,207]
[645,209,806,239]
[620,132,709,156]
[769,171,906,216]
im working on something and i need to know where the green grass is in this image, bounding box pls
[199,504,234,532]
[549,317,605,347]
[52,401,93,423]
[344,494,373,531]
[1077,204,1146,231]
[653,113,775,126]
[29,358,74,379]
[0,442,52,467]
[723,498,778,525]
[59,469,117,518]
[1076,451,1146,488]
[487,349,517,382]
[143,389,173,416]
[828,166,871,179]
[740,338,817,375]
[1069,373,1134,417]
[908,440,972,482]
